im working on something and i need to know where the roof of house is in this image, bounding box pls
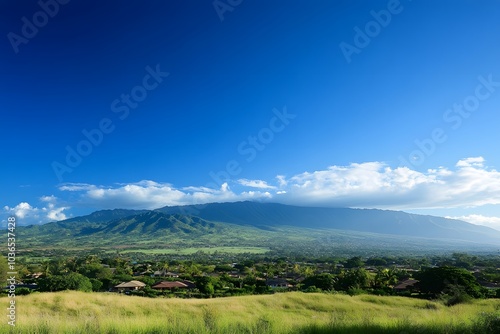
[115,280,146,288]
[394,279,419,290]
[152,281,188,289]
[266,278,289,285]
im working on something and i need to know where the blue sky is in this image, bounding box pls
[2,0,500,230]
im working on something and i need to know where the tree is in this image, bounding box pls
[302,273,335,291]
[302,266,315,277]
[335,268,371,291]
[366,257,387,266]
[344,257,364,269]
[38,273,92,292]
[90,278,103,292]
[79,263,112,280]
[416,266,484,298]
[374,268,399,289]
[196,276,217,296]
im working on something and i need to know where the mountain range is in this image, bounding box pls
[158,201,500,243]
[16,201,500,253]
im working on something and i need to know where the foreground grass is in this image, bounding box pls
[1,291,500,333]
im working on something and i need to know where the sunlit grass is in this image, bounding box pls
[2,291,499,333]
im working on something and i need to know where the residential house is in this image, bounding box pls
[152,280,196,291]
[115,280,146,292]
[393,279,419,292]
[152,269,180,278]
[266,278,292,289]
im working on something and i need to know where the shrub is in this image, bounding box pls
[15,287,32,296]
[90,278,103,292]
[303,286,322,293]
[347,288,367,296]
[472,312,500,333]
[442,292,472,306]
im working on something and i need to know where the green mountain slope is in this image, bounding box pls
[158,201,500,244]
[15,202,500,255]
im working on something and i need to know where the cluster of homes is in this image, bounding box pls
[113,268,294,293]
[114,280,196,293]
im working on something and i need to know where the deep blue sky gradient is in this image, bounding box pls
[2,0,500,223]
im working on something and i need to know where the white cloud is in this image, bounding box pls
[276,156,500,209]
[40,195,57,203]
[238,179,277,189]
[276,175,288,187]
[44,204,69,221]
[4,202,37,219]
[456,157,485,168]
[52,156,500,212]
[58,180,272,210]
[15,156,500,224]
[446,214,500,231]
[58,183,96,191]
[3,198,69,226]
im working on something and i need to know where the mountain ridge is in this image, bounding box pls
[15,201,500,250]
[157,201,500,244]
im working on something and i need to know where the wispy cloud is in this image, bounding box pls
[446,214,500,231]
[237,179,277,189]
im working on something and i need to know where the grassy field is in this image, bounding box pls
[118,246,270,255]
[2,291,500,333]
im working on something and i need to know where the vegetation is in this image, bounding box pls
[15,204,500,257]
[417,266,485,298]
[2,291,500,333]
[3,240,500,332]
[118,246,270,255]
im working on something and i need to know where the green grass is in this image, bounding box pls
[2,291,500,333]
[118,246,270,255]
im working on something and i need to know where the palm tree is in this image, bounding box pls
[375,267,399,288]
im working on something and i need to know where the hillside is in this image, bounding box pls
[15,202,500,253]
[16,211,236,248]
[4,291,499,333]
[158,201,500,244]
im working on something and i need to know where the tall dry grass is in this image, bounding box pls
[1,291,499,333]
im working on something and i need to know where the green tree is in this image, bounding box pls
[417,266,484,298]
[196,276,217,296]
[344,257,364,269]
[79,263,113,280]
[374,268,399,289]
[366,257,387,266]
[89,278,103,291]
[302,273,335,291]
[335,268,371,291]
[38,272,92,292]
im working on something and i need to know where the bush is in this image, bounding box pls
[347,288,367,296]
[472,312,500,333]
[38,273,92,292]
[15,287,31,296]
[90,278,103,292]
[371,288,392,296]
[441,292,473,306]
[303,286,322,293]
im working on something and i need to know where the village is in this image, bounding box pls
[3,252,500,302]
